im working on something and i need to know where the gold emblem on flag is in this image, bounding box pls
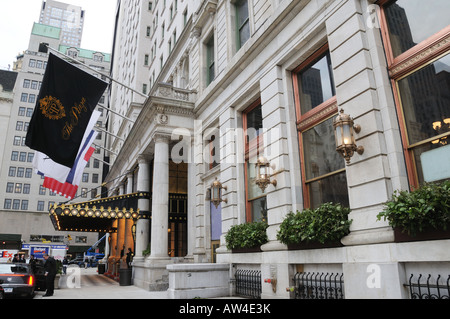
[40,96,66,120]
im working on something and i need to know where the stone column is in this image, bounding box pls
[326,0,408,245]
[259,65,296,299]
[216,108,241,261]
[186,136,196,260]
[134,155,151,262]
[192,120,206,262]
[149,134,170,259]
[325,0,409,299]
[260,65,295,251]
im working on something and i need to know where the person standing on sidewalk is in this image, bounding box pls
[43,253,57,297]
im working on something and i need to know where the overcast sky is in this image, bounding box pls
[0,0,117,70]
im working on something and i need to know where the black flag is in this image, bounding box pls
[25,53,107,168]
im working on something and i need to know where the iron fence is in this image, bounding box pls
[235,269,262,299]
[405,274,450,299]
[293,272,345,299]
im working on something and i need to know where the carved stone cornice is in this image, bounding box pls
[192,0,218,32]
[154,103,195,118]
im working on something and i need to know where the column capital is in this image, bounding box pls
[138,154,151,164]
[153,132,171,144]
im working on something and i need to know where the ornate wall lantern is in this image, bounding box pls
[255,156,277,193]
[333,109,364,164]
[211,177,227,208]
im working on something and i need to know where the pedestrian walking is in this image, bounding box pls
[62,256,68,274]
[126,248,134,268]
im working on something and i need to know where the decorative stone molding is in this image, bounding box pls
[137,154,151,164]
[192,0,218,32]
[158,113,169,125]
[153,132,171,144]
[389,33,450,78]
[154,82,197,103]
[297,98,338,131]
[191,27,202,39]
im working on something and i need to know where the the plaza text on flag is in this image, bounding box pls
[25,53,107,168]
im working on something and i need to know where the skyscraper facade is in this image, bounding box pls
[38,0,85,47]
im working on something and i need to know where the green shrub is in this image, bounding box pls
[377,181,450,236]
[225,221,268,250]
[277,203,352,245]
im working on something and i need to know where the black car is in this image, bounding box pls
[68,256,84,266]
[0,263,42,298]
[0,280,5,300]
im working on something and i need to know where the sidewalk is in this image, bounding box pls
[34,267,168,299]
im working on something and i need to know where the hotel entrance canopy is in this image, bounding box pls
[49,192,150,233]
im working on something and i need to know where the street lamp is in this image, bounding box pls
[211,177,227,208]
[333,109,364,164]
[255,156,277,193]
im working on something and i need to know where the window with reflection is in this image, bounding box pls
[396,54,450,184]
[297,50,335,115]
[379,0,450,187]
[293,44,348,209]
[243,100,267,222]
[383,0,450,58]
[302,118,349,209]
[235,0,250,50]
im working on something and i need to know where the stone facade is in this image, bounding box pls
[106,0,450,298]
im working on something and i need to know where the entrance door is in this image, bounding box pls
[168,194,187,257]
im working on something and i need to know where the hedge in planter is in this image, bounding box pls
[225,221,268,251]
[277,203,352,247]
[377,180,450,237]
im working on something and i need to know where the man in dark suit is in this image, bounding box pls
[43,253,57,297]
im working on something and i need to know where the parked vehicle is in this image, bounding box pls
[0,280,4,299]
[0,263,45,298]
[68,256,85,266]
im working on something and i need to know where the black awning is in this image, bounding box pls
[49,192,149,233]
[0,234,22,242]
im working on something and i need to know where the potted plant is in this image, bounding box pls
[377,180,450,242]
[142,245,151,257]
[225,221,268,253]
[277,203,352,249]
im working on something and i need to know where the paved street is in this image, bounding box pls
[33,267,168,299]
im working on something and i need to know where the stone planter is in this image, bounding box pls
[231,247,262,253]
[393,227,450,243]
[54,274,61,289]
[287,240,343,250]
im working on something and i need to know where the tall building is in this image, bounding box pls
[0,70,18,179]
[38,0,85,47]
[0,2,110,259]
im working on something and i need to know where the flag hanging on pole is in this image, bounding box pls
[34,110,101,199]
[33,110,101,183]
[42,130,98,200]
[25,52,108,169]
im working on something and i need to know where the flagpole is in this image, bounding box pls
[94,125,125,142]
[101,105,135,123]
[93,143,118,155]
[91,155,111,166]
[45,45,148,102]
